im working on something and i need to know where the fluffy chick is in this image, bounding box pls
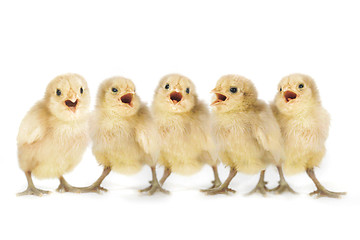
[206,74,292,196]
[152,74,221,191]
[271,73,346,198]
[17,73,91,196]
[87,76,168,195]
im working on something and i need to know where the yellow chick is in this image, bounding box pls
[206,74,293,196]
[271,73,346,198]
[152,74,221,191]
[86,76,168,195]
[17,73,91,196]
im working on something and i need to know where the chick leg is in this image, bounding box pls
[159,167,171,186]
[139,166,170,195]
[17,171,51,197]
[200,165,222,192]
[270,166,296,194]
[204,167,237,195]
[247,170,269,196]
[306,168,346,198]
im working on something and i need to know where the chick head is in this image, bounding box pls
[153,74,197,113]
[96,76,141,117]
[45,73,90,121]
[211,75,258,112]
[274,73,320,114]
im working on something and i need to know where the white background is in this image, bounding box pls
[1,0,359,239]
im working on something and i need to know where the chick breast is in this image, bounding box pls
[272,104,330,175]
[155,102,216,175]
[17,102,90,179]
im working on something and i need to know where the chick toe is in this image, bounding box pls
[247,170,269,197]
[139,167,169,195]
[17,187,51,197]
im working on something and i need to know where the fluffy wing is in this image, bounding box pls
[135,105,159,163]
[17,102,47,145]
[253,103,284,164]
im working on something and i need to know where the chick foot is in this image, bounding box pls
[140,180,170,195]
[205,185,236,195]
[270,166,296,194]
[270,182,296,194]
[247,170,269,196]
[56,176,108,193]
[140,166,169,195]
[309,188,346,199]
[56,176,86,193]
[203,167,237,195]
[17,171,51,197]
[200,165,222,191]
[306,168,346,199]
[17,187,51,197]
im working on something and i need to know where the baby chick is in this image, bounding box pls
[86,76,168,195]
[152,74,221,191]
[17,73,91,196]
[206,74,293,196]
[271,73,346,198]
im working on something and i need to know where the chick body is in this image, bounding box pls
[17,73,90,195]
[18,104,89,178]
[91,101,155,174]
[214,101,281,174]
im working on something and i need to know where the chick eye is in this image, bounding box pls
[165,84,170,90]
[186,88,190,94]
[299,84,304,89]
[56,89,62,96]
[279,87,282,92]
[112,88,118,93]
[80,87,84,94]
[230,87,238,93]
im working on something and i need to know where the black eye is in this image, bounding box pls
[299,84,304,89]
[165,84,170,90]
[56,89,62,96]
[112,88,118,93]
[230,87,237,93]
[280,87,282,92]
[80,87,84,94]
[186,88,190,94]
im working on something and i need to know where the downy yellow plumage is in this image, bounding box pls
[271,73,345,198]
[152,74,221,190]
[17,73,90,196]
[88,76,168,195]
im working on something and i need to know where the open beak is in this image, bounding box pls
[211,93,227,105]
[120,93,134,107]
[170,91,183,104]
[65,99,78,112]
[283,91,297,103]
